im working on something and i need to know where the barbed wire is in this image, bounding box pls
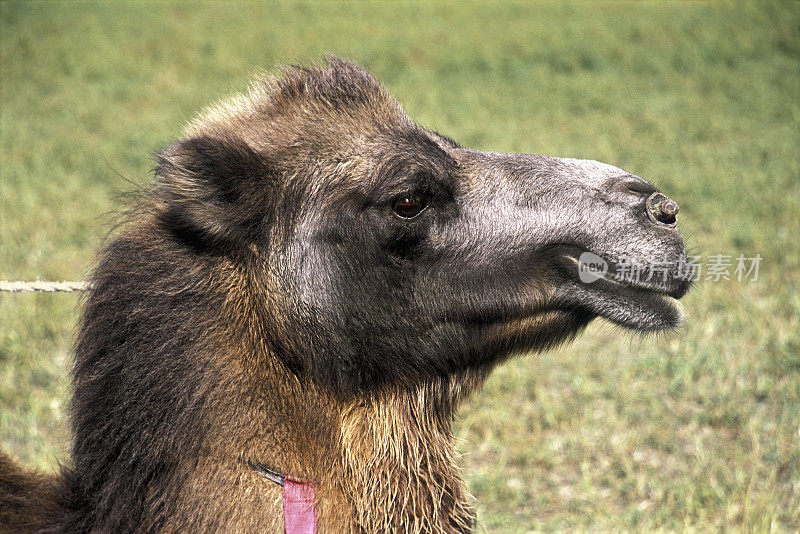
[0,281,91,293]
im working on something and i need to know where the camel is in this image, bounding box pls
[0,57,690,532]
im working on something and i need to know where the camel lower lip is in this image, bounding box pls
[590,271,677,298]
[658,293,683,314]
[562,253,682,298]
[559,253,686,331]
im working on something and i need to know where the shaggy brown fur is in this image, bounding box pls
[0,57,690,532]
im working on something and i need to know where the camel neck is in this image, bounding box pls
[236,342,490,531]
[333,381,477,532]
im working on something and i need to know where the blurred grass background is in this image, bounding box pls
[1,0,798,530]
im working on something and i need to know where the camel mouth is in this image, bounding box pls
[555,249,690,332]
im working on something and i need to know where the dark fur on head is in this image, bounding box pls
[1,57,690,532]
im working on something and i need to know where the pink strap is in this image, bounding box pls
[283,479,316,534]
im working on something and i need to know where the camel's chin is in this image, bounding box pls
[558,270,686,332]
[590,286,684,331]
[552,249,688,333]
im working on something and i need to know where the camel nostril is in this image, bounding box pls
[624,181,653,196]
[646,192,679,227]
[661,198,679,217]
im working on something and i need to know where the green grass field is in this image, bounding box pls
[1,1,798,530]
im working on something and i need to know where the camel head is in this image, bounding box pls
[156,57,692,394]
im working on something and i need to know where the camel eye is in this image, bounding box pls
[392,193,427,219]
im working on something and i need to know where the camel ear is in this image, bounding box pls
[155,134,274,248]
